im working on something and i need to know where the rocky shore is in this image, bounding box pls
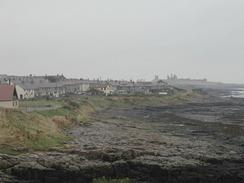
[1,97,244,183]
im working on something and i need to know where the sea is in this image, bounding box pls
[224,88,244,98]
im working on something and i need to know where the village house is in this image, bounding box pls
[61,79,86,94]
[29,80,90,98]
[0,85,19,108]
[87,80,107,91]
[100,84,117,96]
[80,82,90,93]
[11,77,91,99]
[34,83,65,98]
[15,84,35,100]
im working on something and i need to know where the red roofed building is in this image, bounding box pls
[0,85,19,108]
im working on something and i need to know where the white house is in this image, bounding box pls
[15,84,35,99]
[100,85,117,96]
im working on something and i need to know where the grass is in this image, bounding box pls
[25,135,69,150]
[0,146,22,155]
[87,91,197,109]
[19,99,64,108]
[93,177,132,183]
[0,109,68,153]
[37,107,74,118]
[0,97,96,154]
[37,98,95,123]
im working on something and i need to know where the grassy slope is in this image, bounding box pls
[0,109,69,154]
[88,91,200,109]
[0,97,98,154]
[0,91,200,155]
[19,99,64,108]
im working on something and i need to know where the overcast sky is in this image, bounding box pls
[0,0,244,83]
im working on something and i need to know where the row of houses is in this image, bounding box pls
[14,79,90,99]
[100,81,171,96]
[0,82,172,109]
[0,75,172,102]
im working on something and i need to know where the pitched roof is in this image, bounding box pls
[16,79,90,90]
[0,85,16,101]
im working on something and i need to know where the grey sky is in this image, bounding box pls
[0,0,244,83]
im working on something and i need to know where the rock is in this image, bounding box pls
[0,155,19,170]
[2,100,244,182]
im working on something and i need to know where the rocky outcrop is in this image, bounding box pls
[1,100,244,183]
[0,149,244,183]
